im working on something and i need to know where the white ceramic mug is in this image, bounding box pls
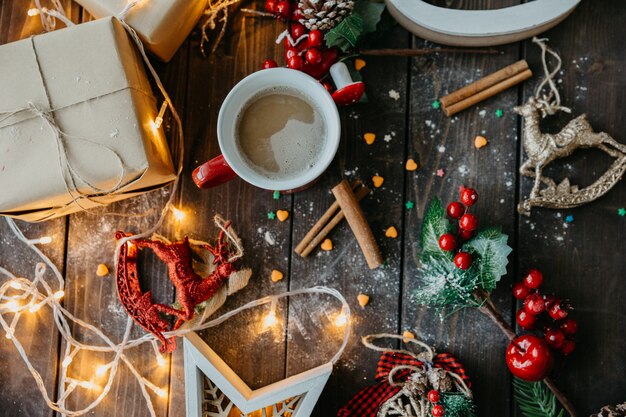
[192,68,341,191]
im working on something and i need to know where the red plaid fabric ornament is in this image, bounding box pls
[338,335,472,417]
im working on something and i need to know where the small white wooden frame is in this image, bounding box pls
[184,332,332,417]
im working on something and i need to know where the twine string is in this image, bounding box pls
[532,37,572,117]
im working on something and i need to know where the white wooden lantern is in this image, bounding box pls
[184,331,332,417]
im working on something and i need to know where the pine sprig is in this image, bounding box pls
[441,392,478,417]
[513,378,566,417]
[419,197,453,260]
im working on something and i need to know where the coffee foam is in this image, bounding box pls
[235,87,326,181]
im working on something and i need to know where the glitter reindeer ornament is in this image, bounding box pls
[516,38,626,215]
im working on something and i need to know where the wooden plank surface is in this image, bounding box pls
[0,0,624,417]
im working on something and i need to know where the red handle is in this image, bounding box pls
[192,154,238,189]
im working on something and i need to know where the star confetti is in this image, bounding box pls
[405,201,415,209]
[618,208,626,216]
[272,191,281,200]
[564,215,574,223]
[436,169,445,177]
[432,100,440,109]
[495,109,504,118]
[267,211,276,220]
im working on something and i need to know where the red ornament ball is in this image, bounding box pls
[548,300,569,320]
[516,308,536,330]
[275,0,291,18]
[265,0,277,13]
[545,329,565,349]
[291,23,306,38]
[305,48,322,65]
[431,404,445,417]
[506,335,554,381]
[438,233,457,251]
[285,47,298,60]
[459,214,478,232]
[460,187,478,206]
[454,252,473,270]
[446,202,465,219]
[560,318,578,335]
[287,55,303,70]
[308,29,324,47]
[513,282,531,300]
[427,389,440,403]
[523,269,543,289]
[524,293,545,315]
[262,59,278,69]
[457,228,474,241]
[560,339,575,356]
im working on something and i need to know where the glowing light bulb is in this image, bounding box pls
[263,310,277,328]
[39,236,53,244]
[78,380,98,391]
[156,354,167,367]
[6,300,20,312]
[27,8,39,16]
[9,281,22,290]
[62,356,73,368]
[155,387,167,398]
[334,309,348,327]
[171,207,185,221]
[29,304,42,314]
[53,290,65,300]
[96,364,108,377]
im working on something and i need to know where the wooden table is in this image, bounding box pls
[1,1,625,416]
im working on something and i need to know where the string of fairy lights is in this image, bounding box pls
[0,4,352,416]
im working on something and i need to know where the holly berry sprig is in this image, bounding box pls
[427,390,445,417]
[438,187,480,270]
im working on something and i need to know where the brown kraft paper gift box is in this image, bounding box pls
[0,17,176,222]
[73,0,208,62]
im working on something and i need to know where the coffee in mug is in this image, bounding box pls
[235,88,326,180]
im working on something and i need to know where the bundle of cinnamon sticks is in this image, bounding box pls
[440,60,532,117]
[295,179,383,269]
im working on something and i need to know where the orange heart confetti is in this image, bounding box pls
[405,158,419,171]
[372,175,384,188]
[403,330,415,343]
[271,269,284,282]
[385,226,398,238]
[357,293,370,307]
[321,238,333,251]
[363,133,376,145]
[96,263,109,277]
[354,58,366,71]
[276,210,289,222]
[474,135,488,149]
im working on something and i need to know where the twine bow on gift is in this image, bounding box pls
[338,334,472,417]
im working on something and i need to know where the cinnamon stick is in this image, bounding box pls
[297,186,370,257]
[331,180,382,269]
[439,60,531,116]
[443,69,532,116]
[294,180,362,255]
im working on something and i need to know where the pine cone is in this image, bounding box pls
[298,0,354,31]
[593,402,626,417]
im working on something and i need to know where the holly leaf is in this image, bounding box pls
[462,227,512,292]
[325,14,363,52]
[419,197,453,261]
[353,0,385,34]
[513,378,566,417]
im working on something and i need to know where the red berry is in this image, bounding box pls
[516,308,536,329]
[290,23,306,38]
[438,233,457,251]
[523,269,543,289]
[305,48,322,65]
[285,47,298,60]
[262,59,278,69]
[431,404,445,417]
[283,37,292,48]
[457,228,474,241]
[548,300,569,320]
[459,214,478,232]
[513,282,532,300]
[454,252,473,270]
[460,187,478,206]
[560,340,575,356]
[543,293,556,308]
[524,293,545,315]
[275,0,291,18]
[287,55,303,70]
[506,335,554,381]
[265,0,277,13]
[446,202,465,219]
[560,318,578,335]
[545,329,565,349]
[308,29,324,47]
[427,390,440,403]
[292,11,303,21]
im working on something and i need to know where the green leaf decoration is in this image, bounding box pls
[419,197,453,261]
[352,0,385,34]
[463,227,513,292]
[513,378,566,417]
[441,392,478,417]
[325,14,363,52]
